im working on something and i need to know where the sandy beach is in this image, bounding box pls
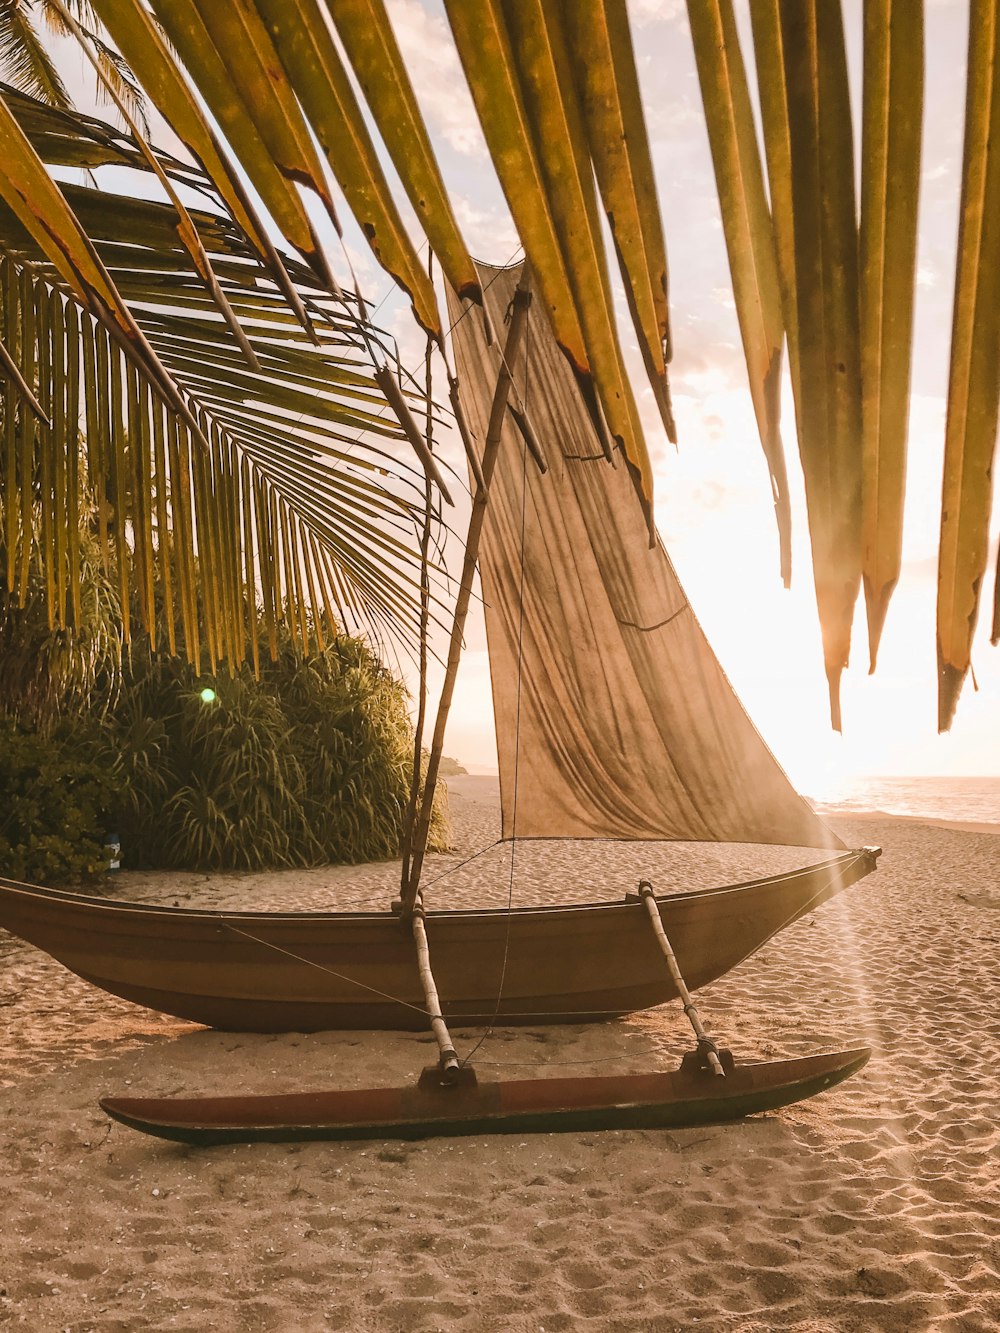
[2,776,999,1332]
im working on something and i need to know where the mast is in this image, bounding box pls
[400,268,532,915]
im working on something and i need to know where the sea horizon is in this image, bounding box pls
[808,774,1000,825]
[458,768,1000,827]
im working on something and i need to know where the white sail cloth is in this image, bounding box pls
[448,263,841,850]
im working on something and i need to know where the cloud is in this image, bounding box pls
[452,195,519,261]
[922,161,954,184]
[384,0,488,158]
[630,0,688,30]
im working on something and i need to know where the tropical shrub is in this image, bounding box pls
[0,718,121,884]
[106,632,448,871]
[438,755,468,776]
[1,405,444,877]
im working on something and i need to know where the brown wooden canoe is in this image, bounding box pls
[0,847,879,1032]
[99,1046,872,1144]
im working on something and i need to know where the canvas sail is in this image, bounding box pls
[447,263,841,850]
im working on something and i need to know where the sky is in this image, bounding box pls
[56,1,999,795]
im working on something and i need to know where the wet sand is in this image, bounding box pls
[2,777,999,1331]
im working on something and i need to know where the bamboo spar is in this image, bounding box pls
[638,881,725,1076]
[410,900,460,1079]
[401,271,533,912]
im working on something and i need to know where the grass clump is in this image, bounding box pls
[107,632,448,872]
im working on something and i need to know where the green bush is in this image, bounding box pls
[0,718,122,885]
[1,420,442,878]
[106,632,449,871]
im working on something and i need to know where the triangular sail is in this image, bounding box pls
[448,263,841,850]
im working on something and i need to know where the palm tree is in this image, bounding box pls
[0,0,144,121]
[0,1,996,730]
[0,80,442,678]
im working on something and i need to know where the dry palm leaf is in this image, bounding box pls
[938,0,1000,730]
[564,0,675,442]
[446,0,652,507]
[249,0,442,338]
[689,0,790,585]
[0,87,200,438]
[754,0,863,730]
[859,0,923,671]
[127,0,338,292]
[749,0,800,399]
[91,0,316,334]
[52,0,262,374]
[326,0,480,306]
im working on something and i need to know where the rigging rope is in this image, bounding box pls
[190,852,866,1048]
[216,919,430,1017]
[419,838,504,891]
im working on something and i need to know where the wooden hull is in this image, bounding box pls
[99,1047,872,1144]
[0,849,879,1032]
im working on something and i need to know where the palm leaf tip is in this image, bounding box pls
[937,654,967,733]
[864,575,897,674]
[826,668,843,735]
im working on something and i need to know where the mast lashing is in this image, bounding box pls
[400,270,534,913]
[638,881,726,1077]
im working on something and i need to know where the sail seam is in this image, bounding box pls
[616,604,690,634]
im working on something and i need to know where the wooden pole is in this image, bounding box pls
[638,881,726,1076]
[375,364,454,506]
[400,271,533,912]
[448,374,486,493]
[410,899,460,1080]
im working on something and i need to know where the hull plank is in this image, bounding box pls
[99,1048,872,1144]
[0,849,879,1032]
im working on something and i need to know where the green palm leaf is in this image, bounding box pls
[0,0,71,108]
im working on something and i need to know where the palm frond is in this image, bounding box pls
[688,0,790,585]
[328,0,480,306]
[0,0,70,108]
[0,89,445,665]
[860,0,923,671]
[2,4,998,729]
[254,0,442,338]
[751,1,863,731]
[565,0,676,443]
[96,0,660,512]
[137,0,339,292]
[41,0,149,132]
[445,0,651,503]
[937,0,1000,729]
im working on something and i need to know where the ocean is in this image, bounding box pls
[811,775,1000,826]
